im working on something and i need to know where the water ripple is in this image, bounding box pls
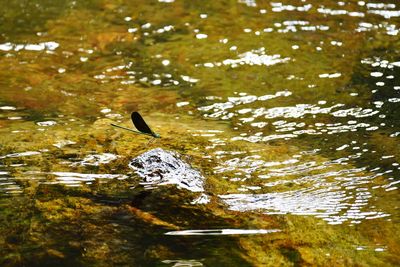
[199,47,290,69]
[165,228,281,236]
[50,172,127,187]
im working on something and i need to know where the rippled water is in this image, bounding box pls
[1,0,399,265]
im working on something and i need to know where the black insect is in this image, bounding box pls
[111,111,160,138]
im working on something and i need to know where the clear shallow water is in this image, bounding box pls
[0,0,399,266]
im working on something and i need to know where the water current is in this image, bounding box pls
[0,0,399,265]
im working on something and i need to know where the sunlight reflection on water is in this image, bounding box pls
[165,228,281,235]
[0,0,399,228]
[191,37,399,224]
[50,172,127,187]
[0,41,59,52]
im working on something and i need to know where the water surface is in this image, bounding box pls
[0,0,399,266]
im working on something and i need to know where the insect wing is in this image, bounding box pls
[131,112,153,135]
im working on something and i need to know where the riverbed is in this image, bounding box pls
[0,0,399,266]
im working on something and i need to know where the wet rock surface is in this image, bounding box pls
[129,148,205,193]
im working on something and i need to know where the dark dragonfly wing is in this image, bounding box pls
[131,112,153,134]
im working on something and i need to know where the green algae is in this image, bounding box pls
[1,0,400,266]
[2,116,398,266]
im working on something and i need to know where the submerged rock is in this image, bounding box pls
[129,148,205,193]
